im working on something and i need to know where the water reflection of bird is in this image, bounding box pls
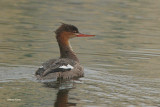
[35,23,95,81]
[44,79,78,107]
[54,89,76,107]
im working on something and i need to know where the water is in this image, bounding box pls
[0,0,160,106]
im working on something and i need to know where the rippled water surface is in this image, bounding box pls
[0,0,160,107]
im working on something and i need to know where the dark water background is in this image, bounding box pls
[0,0,160,106]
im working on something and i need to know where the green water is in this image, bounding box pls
[0,0,160,107]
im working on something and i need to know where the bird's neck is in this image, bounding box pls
[57,36,79,62]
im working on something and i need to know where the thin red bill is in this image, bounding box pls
[76,33,95,37]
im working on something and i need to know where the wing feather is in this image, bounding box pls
[42,58,76,76]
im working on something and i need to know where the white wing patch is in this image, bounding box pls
[39,66,43,68]
[59,64,74,69]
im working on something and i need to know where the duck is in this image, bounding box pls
[35,23,95,81]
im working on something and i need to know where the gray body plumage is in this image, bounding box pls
[35,58,84,80]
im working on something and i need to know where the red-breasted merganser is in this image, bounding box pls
[35,23,95,80]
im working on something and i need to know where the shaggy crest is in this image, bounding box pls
[55,23,79,37]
